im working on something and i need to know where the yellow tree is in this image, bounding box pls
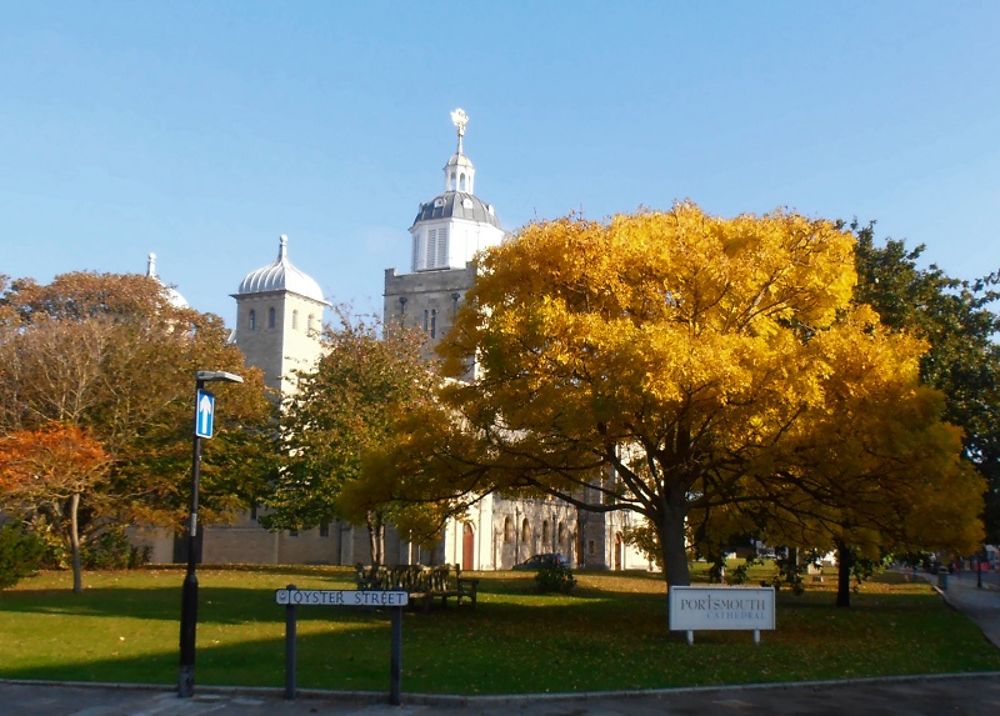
[747,306,984,606]
[400,203,982,601]
[0,422,109,593]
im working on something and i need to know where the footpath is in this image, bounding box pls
[2,573,999,715]
[924,568,1000,648]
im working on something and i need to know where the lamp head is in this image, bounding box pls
[196,370,244,384]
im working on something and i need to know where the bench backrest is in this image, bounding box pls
[355,563,458,592]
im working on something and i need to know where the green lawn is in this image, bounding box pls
[1,565,997,694]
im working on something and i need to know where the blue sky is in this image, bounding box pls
[2,1,998,323]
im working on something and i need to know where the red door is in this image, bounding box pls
[462,523,475,570]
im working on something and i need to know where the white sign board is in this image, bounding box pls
[669,586,775,643]
[275,589,408,607]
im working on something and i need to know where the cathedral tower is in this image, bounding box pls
[233,235,329,395]
[384,109,506,359]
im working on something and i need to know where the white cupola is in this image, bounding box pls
[444,108,476,194]
[234,234,326,303]
[409,108,505,273]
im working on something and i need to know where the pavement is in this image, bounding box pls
[926,568,1000,649]
[2,570,999,715]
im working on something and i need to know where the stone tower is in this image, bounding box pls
[232,235,329,395]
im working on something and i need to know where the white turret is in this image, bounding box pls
[408,108,505,272]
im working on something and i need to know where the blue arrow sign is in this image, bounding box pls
[195,389,215,439]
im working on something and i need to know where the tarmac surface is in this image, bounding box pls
[2,570,999,715]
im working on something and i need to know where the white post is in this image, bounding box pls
[753,629,760,645]
[686,630,694,645]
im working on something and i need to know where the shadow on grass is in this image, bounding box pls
[142,563,358,579]
[1,579,997,694]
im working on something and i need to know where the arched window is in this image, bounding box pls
[291,309,298,330]
[503,516,513,543]
[542,520,550,546]
[430,309,437,339]
[459,173,466,191]
[248,309,256,331]
[308,314,315,332]
[268,307,276,329]
[450,171,456,190]
[558,521,565,544]
[521,518,531,545]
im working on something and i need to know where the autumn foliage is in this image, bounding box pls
[0,271,272,590]
[0,422,108,592]
[383,204,983,605]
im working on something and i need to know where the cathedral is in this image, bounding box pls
[135,111,648,572]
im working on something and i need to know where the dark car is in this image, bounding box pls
[512,553,571,570]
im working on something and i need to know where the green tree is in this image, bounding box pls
[0,524,46,590]
[263,313,449,564]
[852,222,1000,543]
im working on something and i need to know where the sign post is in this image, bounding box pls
[179,371,242,699]
[275,586,409,705]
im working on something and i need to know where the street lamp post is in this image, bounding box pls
[179,370,243,698]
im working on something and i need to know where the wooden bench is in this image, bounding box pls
[354,563,479,611]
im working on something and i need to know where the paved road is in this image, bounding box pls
[3,674,1000,715]
[2,571,999,715]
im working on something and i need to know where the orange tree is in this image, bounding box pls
[0,423,109,592]
[382,204,982,613]
[0,272,272,565]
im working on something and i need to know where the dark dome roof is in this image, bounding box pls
[411,191,502,230]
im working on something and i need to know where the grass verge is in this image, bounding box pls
[1,565,997,694]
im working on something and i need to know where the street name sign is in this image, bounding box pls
[276,585,408,704]
[195,389,215,438]
[275,588,409,607]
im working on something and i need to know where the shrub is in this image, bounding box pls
[0,523,46,589]
[534,564,576,594]
[83,529,150,570]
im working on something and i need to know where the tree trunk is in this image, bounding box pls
[366,511,385,566]
[836,541,853,608]
[658,500,690,633]
[660,500,690,587]
[69,492,83,594]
